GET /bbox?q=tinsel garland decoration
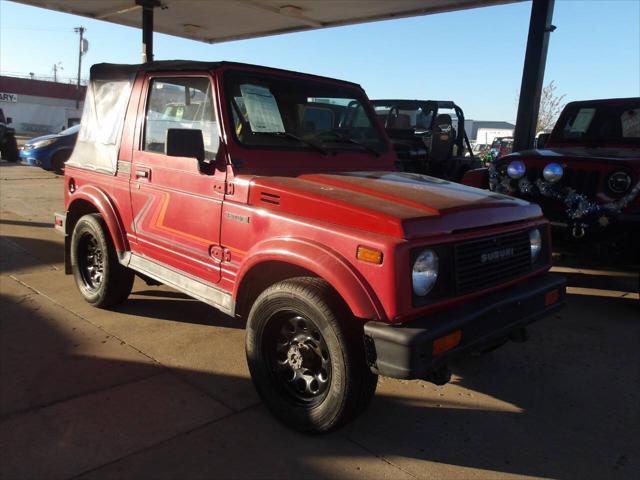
[488,161,640,235]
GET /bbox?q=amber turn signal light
[356,246,383,264]
[432,330,462,356]
[545,289,560,306]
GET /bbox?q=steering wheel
[384,106,400,129]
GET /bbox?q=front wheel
[246,277,377,433]
[1,136,19,162]
[70,213,134,308]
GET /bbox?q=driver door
[129,73,226,285]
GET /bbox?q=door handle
[135,170,149,179]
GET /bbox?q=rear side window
[144,77,219,159]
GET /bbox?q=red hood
[247,172,541,239]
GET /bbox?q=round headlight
[542,163,564,183]
[529,229,542,261]
[607,171,632,195]
[412,249,439,296]
[507,160,526,179]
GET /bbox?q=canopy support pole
[136,0,160,63]
[513,0,556,152]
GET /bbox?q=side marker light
[432,330,462,356]
[356,246,383,264]
[545,289,560,306]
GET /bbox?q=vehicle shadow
[112,289,247,330]
[1,285,638,480]
[0,235,63,274]
[342,292,638,479]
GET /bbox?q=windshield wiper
[253,131,329,155]
[320,131,381,157]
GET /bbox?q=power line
[0,70,89,85]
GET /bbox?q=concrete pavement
[1,163,638,479]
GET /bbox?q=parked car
[0,108,19,162]
[20,124,79,174]
[371,99,480,181]
[467,143,490,158]
[490,136,514,159]
[464,97,640,260]
[55,61,565,433]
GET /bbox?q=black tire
[246,277,377,433]
[51,150,70,174]
[2,136,19,162]
[70,213,134,308]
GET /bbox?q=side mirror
[166,128,205,161]
[536,133,550,149]
[6,117,12,124]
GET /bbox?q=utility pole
[52,62,63,82]
[74,26,86,109]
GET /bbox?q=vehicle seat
[388,113,411,129]
[429,114,455,165]
[301,120,316,135]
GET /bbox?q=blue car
[20,124,79,173]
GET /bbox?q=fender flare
[67,185,128,252]
[234,237,385,321]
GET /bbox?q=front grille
[527,167,600,198]
[454,229,532,295]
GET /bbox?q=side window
[144,77,219,159]
[351,104,371,128]
[563,107,596,138]
[621,108,640,138]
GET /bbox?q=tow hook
[509,327,529,343]
[423,366,451,386]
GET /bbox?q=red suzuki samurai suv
[55,61,565,433]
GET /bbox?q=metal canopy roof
[13,0,523,44]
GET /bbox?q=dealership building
[0,76,85,135]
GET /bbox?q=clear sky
[1,0,638,122]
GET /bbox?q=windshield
[373,104,433,130]
[224,71,386,154]
[555,101,640,144]
[60,124,80,136]
[491,138,513,149]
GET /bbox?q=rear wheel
[70,214,134,308]
[246,277,377,433]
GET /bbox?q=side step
[124,253,235,317]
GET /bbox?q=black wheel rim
[264,311,332,405]
[77,232,104,291]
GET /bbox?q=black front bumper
[364,272,566,379]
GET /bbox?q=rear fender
[234,237,385,321]
[67,185,128,253]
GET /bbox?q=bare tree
[536,81,566,133]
